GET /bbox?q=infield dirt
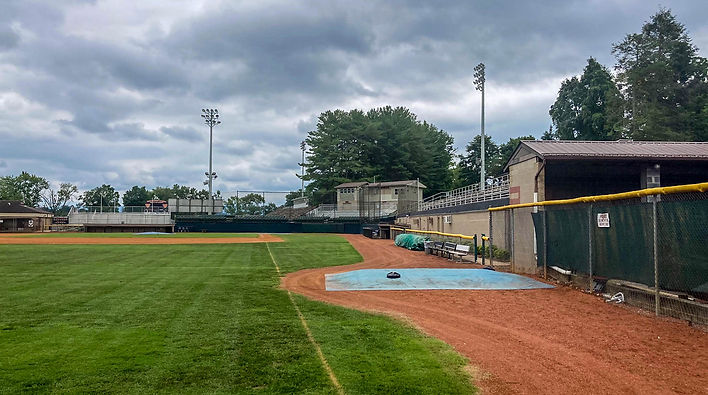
[283,235,708,395]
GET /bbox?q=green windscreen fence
[175,219,365,234]
[657,199,708,294]
[547,207,590,275]
[532,195,708,297]
[591,203,654,287]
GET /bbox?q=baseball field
[0,233,474,393]
[2,233,706,394]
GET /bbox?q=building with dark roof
[397,140,708,274]
[506,140,708,202]
[503,140,708,272]
[0,200,53,232]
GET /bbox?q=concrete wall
[506,157,543,273]
[337,188,359,212]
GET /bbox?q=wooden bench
[448,244,471,262]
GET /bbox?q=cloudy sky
[1,0,707,198]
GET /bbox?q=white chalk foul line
[265,243,344,395]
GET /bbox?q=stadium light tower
[300,141,306,197]
[474,63,486,191]
[201,108,221,214]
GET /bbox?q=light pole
[201,108,221,214]
[300,141,306,197]
[474,63,486,191]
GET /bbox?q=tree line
[0,173,222,214]
[547,9,708,141]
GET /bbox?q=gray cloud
[160,126,203,142]
[1,0,707,195]
[0,27,20,51]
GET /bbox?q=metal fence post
[653,195,659,316]
[488,210,494,268]
[588,203,593,292]
[473,234,478,263]
[510,208,514,270]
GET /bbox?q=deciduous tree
[0,172,49,207]
[224,193,273,215]
[456,135,500,188]
[123,186,151,207]
[303,106,454,204]
[41,183,78,214]
[81,184,119,212]
[549,58,623,140]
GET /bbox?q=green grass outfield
[10,232,259,238]
[0,234,476,393]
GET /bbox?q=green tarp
[395,233,426,251]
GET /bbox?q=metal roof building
[0,200,53,232]
[505,140,708,202]
[506,140,708,169]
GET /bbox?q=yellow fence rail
[390,227,477,241]
[489,182,708,212]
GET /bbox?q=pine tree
[549,58,623,140]
[612,9,708,141]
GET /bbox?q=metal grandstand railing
[303,203,396,219]
[68,212,174,225]
[419,174,510,212]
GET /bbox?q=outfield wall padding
[175,220,365,234]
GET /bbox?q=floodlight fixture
[201,108,221,214]
[473,63,486,190]
[300,141,306,197]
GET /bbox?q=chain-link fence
[528,191,707,324]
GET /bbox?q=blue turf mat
[325,268,554,291]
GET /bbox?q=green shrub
[476,245,510,261]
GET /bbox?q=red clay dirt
[282,235,708,395]
[0,233,283,245]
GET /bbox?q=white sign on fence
[597,213,610,228]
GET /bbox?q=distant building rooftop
[0,200,51,215]
[506,140,708,170]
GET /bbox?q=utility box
[641,165,661,202]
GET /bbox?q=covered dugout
[0,200,52,232]
[502,140,708,273]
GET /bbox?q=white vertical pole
[480,80,485,191]
[208,123,213,215]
